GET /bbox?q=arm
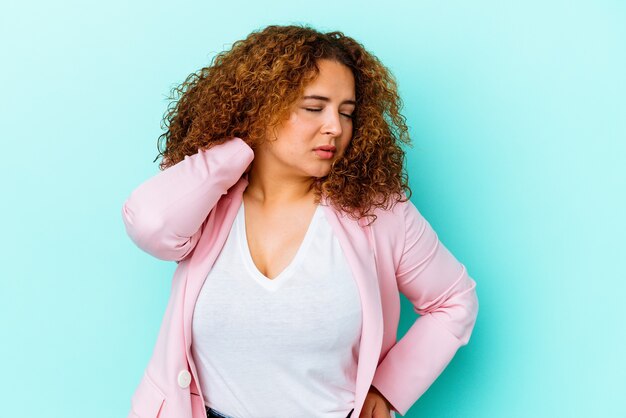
[370,199,479,416]
[121,137,254,261]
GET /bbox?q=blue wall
[1,1,624,417]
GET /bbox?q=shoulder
[369,192,423,232]
[367,193,436,272]
[367,192,426,250]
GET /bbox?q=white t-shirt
[191,200,362,418]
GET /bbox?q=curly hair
[155,24,412,224]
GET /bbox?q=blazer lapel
[182,176,249,402]
[321,199,384,417]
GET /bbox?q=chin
[309,168,332,178]
[299,162,333,179]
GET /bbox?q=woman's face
[259,59,356,179]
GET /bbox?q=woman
[122,24,479,418]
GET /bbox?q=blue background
[1,1,624,417]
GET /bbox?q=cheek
[288,112,300,124]
[341,136,352,152]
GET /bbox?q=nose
[321,109,343,137]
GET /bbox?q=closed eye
[304,108,353,119]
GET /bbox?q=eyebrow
[302,95,356,106]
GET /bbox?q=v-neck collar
[237,200,321,291]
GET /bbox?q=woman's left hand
[359,385,393,418]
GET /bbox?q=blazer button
[177,370,191,388]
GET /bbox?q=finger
[372,400,392,418]
[358,400,375,418]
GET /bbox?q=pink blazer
[122,137,479,418]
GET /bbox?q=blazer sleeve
[370,198,479,416]
[121,137,254,262]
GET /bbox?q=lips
[313,145,336,160]
[314,145,337,152]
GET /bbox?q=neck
[244,164,316,207]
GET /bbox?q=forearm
[121,137,254,260]
[370,308,474,415]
